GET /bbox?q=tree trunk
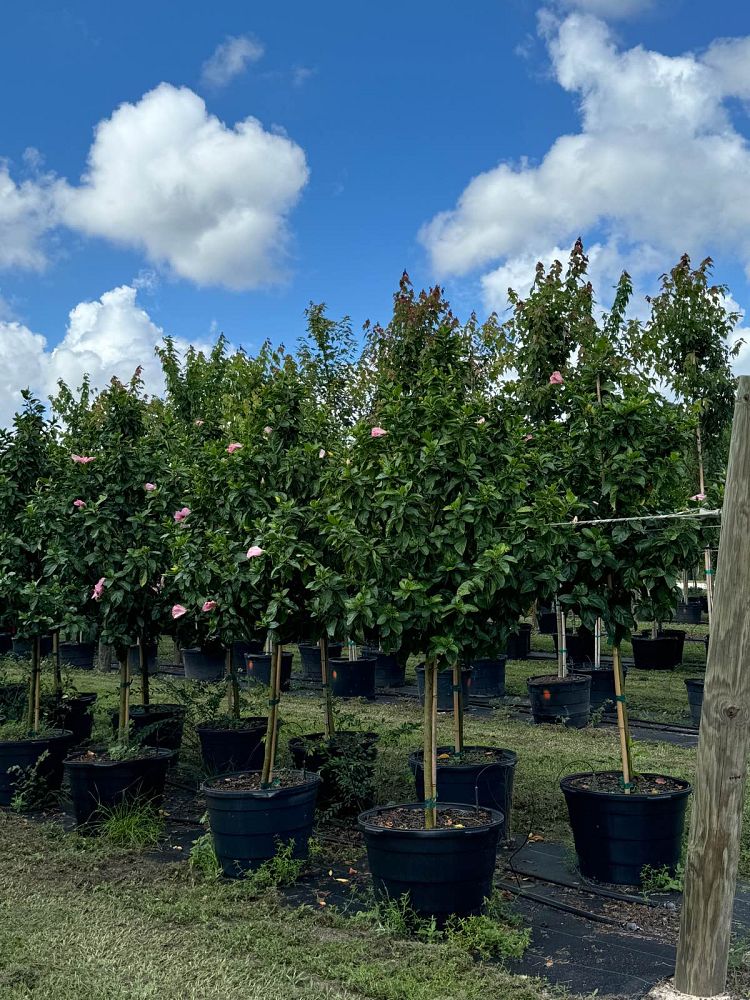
[118,654,131,742]
[52,631,62,700]
[423,657,437,830]
[226,646,240,720]
[97,640,113,673]
[320,636,335,740]
[139,636,149,707]
[260,641,282,787]
[452,660,464,754]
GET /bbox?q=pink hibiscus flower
[202,600,217,612]
[173,507,191,522]
[246,545,264,559]
[144,483,156,491]
[71,455,95,464]
[92,577,106,601]
[73,499,86,509]
[370,426,387,438]
[171,604,187,620]
[226,442,243,454]
[549,371,564,385]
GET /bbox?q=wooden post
[556,601,567,678]
[422,658,437,830]
[594,617,601,670]
[118,653,130,742]
[675,376,750,997]
[452,660,464,754]
[260,641,282,788]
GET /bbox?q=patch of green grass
[98,800,164,850]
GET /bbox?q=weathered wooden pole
[674,376,750,997]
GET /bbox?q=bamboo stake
[675,377,750,996]
[452,660,464,755]
[556,601,567,678]
[594,617,601,670]
[226,646,240,720]
[260,641,282,787]
[140,636,150,707]
[611,645,632,793]
[52,631,62,700]
[320,636,335,740]
[704,547,714,632]
[423,658,436,830]
[118,653,130,742]
[29,637,42,732]
[430,660,438,824]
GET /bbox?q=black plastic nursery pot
[289,730,379,814]
[674,601,702,625]
[685,678,704,728]
[362,648,406,688]
[571,667,628,714]
[246,651,294,691]
[467,656,507,698]
[51,693,97,745]
[328,657,376,699]
[12,636,53,658]
[358,802,504,922]
[560,771,692,885]
[65,749,174,826]
[0,730,75,805]
[297,642,344,682]
[416,665,472,712]
[527,674,590,728]
[203,770,321,877]
[231,640,264,674]
[0,633,12,655]
[182,645,225,681]
[409,746,517,843]
[110,703,186,753]
[58,641,96,671]
[536,608,558,634]
[505,623,532,661]
[553,630,595,667]
[126,643,159,675]
[196,717,268,774]
[631,630,685,671]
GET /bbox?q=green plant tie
[451,684,461,692]
[267,697,281,706]
[705,569,714,575]
[423,797,437,809]
[120,680,132,689]
[619,778,634,791]
[615,694,627,703]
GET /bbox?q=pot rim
[0,728,73,749]
[195,716,268,733]
[560,770,692,801]
[526,674,590,687]
[408,745,518,770]
[415,663,473,674]
[64,747,175,768]
[358,800,504,836]
[202,768,321,798]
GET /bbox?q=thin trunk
[556,601,567,679]
[452,660,464,754]
[27,637,41,732]
[52,630,62,700]
[226,646,240,720]
[612,645,632,794]
[260,641,282,787]
[594,617,601,670]
[140,636,150,707]
[320,636,335,740]
[118,654,131,742]
[97,640,113,674]
[682,569,690,605]
[696,423,706,496]
[423,657,437,830]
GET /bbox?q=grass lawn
[0,629,747,1000]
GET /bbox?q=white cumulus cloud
[0,285,209,429]
[420,13,750,291]
[0,162,60,271]
[201,34,265,89]
[58,84,309,289]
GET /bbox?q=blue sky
[1,0,750,423]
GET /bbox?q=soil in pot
[571,667,628,714]
[297,642,344,682]
[50,693,97,745]
[409,745,517,842]
[467,656,507,698]
[58,641,96,671]
[246,651,294,690]
[109,703,186,753]
[0,729,75,806]
[505,624,532,661]
[560,771,692,886]
[12,636,53,658]
[126,643,159,675]
[65,748,174,826]
[416,665,472,712]
[329,657,376,699]
[553,629,595,667]
[288,730,379,816]
[203,768,321,877]
[685,678,704,728]
[359,802,503,922]
[527,674,590,728]
[182,645,225,681]
[197,716,268,774]
[631,630,685,670]
[362,648,406,688]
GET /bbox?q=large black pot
[362,648,406,688]
[59,642,96,671]
[51,693,97,744]
[246,651,294,691]
[0,633,13,655]
[289,730,379,815]
[416,665,472,712]
[527,674,590,728]
[231,640,264,674]
[537,608,557,634]
[329,657,376,699]
[631,630,685,670]
[127,643,159,675]
[685,678,704,728]
[674,602,702,625]
[561,771,692,885]
[183,645,225,681]
[110,703,186,753]
[409,746,517,843]
[0,730,75,805]
[197,717,267,774]
[467,656,507,698]
[65,749,174,825]
[553,630,595,667]
[0,683,27,721]
[203,770,321,877]
[11,636,53,659]
[505,624,532,661]
[572,667,628,714]
[359,802,504,921]
[297,642,344,682]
